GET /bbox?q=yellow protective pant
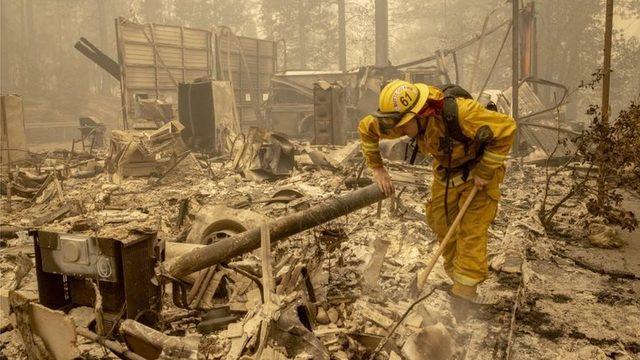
[426,168,504,286]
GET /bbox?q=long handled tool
[411,186,479,298]
[372,187,479,358]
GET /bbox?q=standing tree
[260,0,338,70]
[539,73,639,232]
[536,0,640,122]
[171,0,257,36]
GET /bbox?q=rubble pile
[0,138,638,360]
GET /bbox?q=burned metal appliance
[233,127,295,181]
[313,81,347,145]
[267,71,358,140]
[31,230,163,331]
[178,79,240,155]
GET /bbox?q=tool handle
[416,186,479,290]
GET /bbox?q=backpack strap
[438,84,489,226]
[439,84,473,99]
[407,118,426,165]
[442,95,472,154]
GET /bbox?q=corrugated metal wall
[115,18,213,125]
[215,33,276,129]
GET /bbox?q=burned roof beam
[74,37,121,80]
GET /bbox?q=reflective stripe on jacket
[358,87,516,181]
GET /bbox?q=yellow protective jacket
[358,88,517,181]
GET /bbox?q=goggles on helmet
[373,87,423,133]
[374,109,418,134]
[373,111,401,132]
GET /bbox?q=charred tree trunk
[374,0,388,67]
[598,0,614,205]
[511,0,519,156]
[23,0,35,93]
[0,0,9,93]
[298,0,306,69]
[165,184,387,279]
[338,0,346,71]
[97,0,111,95]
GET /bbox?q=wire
[397,19,511,69]
[223,27,263,125]
[622,17,639,32]
[368,287,437,360]
[476,20,513,100]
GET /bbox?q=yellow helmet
[374,80,430,129]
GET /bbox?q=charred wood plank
[74,37,121,80]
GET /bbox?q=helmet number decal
[391,85,415,111]
[399,91,413,107]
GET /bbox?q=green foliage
[540,72,639,232]
[256,0,510,73]
[259,0,338,69]
[389,0,509,87]
[536,0,640,121]
[611,33,640,109]
[171,0,257,36]
[139,0,169,23]
[578,101,640,231]
[1,0,638,120]
[137,0,257,36]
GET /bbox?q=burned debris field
[1,1,639,359]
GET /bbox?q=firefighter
[358,80,516,304]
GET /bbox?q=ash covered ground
[1,142,638,360]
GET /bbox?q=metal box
[313,82,347,146]
[32,230,163,331]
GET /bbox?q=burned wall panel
[215,32,276,130]
[115,18,213,127]
[0,95,28,170]
[178,80,239,154]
